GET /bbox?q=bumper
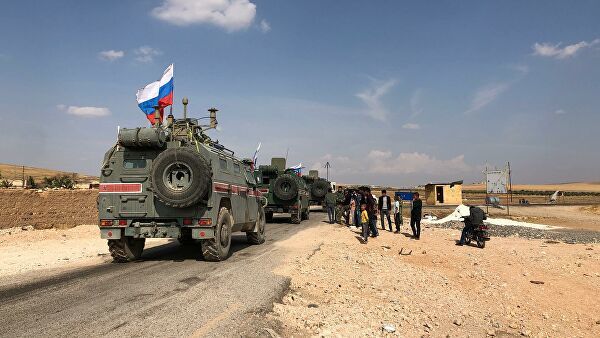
[100,227,215,239]
[265,206,290,213]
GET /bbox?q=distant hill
[0,163,98,183]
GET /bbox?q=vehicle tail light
[183,218,193,225]
[118,219,127,226]
[198,218,212,226]
[100,220,113,226]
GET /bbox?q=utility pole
[22,166,25,189]
[324,161,331,181]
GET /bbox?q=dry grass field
[464,182,600,192]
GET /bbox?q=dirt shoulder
[267,222,600,337]
[0,224,168,281]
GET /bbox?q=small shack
[424,180,463,205]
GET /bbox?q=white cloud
[402,123,420,130]
[367,150,471,175]
[532,39,600,59]
[98,50,124,61]
[58,105,111,117]
[464,83,509,114]
[151,0,257,32]
[259,19,271,33]
[554,109,567,115]
[356,79,397,121]
[134,46,162,63]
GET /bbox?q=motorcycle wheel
[476,236,486,248]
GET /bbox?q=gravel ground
[425,220,600,244]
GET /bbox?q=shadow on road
[139,235,252,262]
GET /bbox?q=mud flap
[192,228,215,239]
[100,228,122,239]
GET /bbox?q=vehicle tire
[272,174,298,201]
[311,179,329,199]
[464,232,472,245]
[247,208,266,245]
[151,148,211,208]
[108,237,145,262]
[291,206,301,224]
[201,207,232,261]
[476,236,486,249]
[265,211,273,223]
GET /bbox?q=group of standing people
[325,187,423,244]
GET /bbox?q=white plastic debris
[382,324,396,333]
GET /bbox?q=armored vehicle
[302,170,330,206]
[254,158,310,224]
[97,98,266,262]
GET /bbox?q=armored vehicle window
[219,158,228,171]
[233,163,241,174]
[124,159,146,169]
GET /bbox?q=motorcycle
[462,222,490,248]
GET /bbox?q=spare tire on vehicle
[151,148,211,208]
[311,179,329,198]
[258,165,278,175]
[272,174,299,201]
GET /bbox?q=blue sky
[1,0,599,186]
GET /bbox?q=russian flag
[136,64,174,124]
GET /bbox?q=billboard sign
[395,191,414,201]
[486,170,508,194]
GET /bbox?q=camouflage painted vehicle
[254,158,310,224]
[97,98,266,262]
[302,170,330,206]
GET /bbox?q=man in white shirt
[392,196,402,233]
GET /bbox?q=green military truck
[97,98,266,262]
[254,158,310,224]
[302,170,330,207]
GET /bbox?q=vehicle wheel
[272,174,298,201]
[476,236,486,249]
[151,148,211,208]
[108,237,145,262]
[265,211,273,223]
[311,179,329,199]
[291,207,301,224]
[201,207,232,261]
[465,235,472,245]
[247,208,266,245]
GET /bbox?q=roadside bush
[42,175,75,189]
[26,176,37,189]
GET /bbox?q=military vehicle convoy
[254,158,310,224]
[302,170,330,206]
[97,98,266,262]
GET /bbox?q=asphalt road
[0,214,325,337]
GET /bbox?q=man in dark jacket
[410,192,422,239]
[324,188,336,224]
[363,188,379,237]
[378,190,393,231]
